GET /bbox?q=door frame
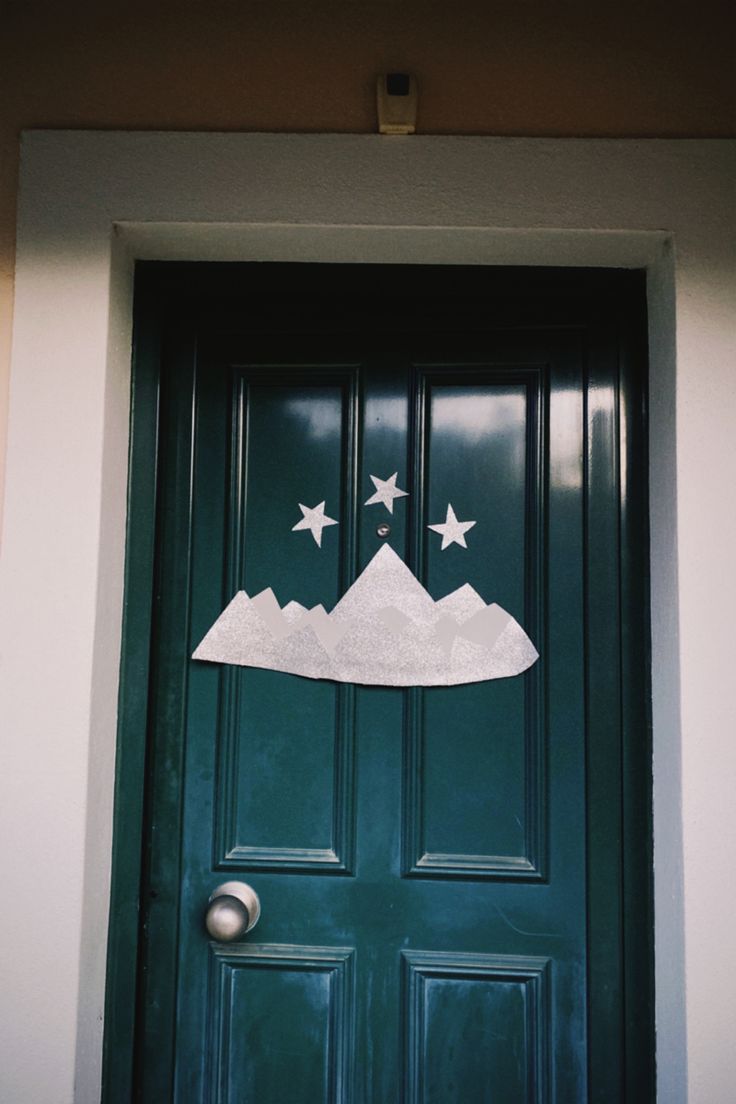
[109,261,653,1100]
[5,133,733,1101]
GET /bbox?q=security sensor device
[377,73,418,134]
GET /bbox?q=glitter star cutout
[428,503,477,550]
[364,472,409,514]
[291,501,339,547]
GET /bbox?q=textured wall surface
[0,0,734,507]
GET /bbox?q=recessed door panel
[209,945,355,1103]
[402,951,549,1104]
[214,372,358,872]
[405,370,543,879]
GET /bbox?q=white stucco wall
[0,134,733,1102]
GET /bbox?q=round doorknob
[205,881,261,942]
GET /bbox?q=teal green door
[121,266,653,1102]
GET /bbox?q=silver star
[364,472,409,514]
[291,501,339,547]
[428,503,477,550]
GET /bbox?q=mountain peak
[436,583,486,623]
[361,543,414,575]
[332,544,434,621]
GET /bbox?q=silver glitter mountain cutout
[192,545,538,687]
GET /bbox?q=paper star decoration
[364,472,409,514]
[292,501,339,547]
[428,503,477,550]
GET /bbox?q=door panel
[215,371,359,873]
[402,951,549,1104]
[408,365,544,880]
[119,265,654,1103]
[210,945,355,1103]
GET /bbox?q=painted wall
[1,134,734,1103]
[0,0,734,510]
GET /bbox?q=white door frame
[0,133,734,1102]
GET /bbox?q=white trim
[0,133,734,1102]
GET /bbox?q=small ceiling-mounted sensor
[377,73,418,135]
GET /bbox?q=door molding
[3,132,734,1101]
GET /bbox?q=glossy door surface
[121,266,653,1103]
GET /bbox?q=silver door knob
[205,881,261,942]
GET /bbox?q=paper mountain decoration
[193,545,538,687]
